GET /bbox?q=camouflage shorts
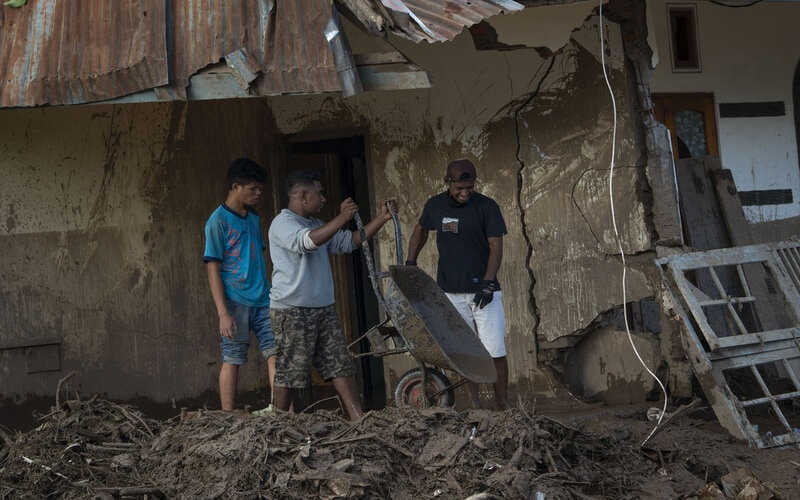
[270,305,356,388]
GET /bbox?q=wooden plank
[674,157,736,338]
[740,390,800,407]
[186,70,251,100]
[675,156,730,251]
[763,258,800,321]
[719,327,800,356]
[711,346,800,371]
[657,244,773,268]
[354,52,410,66]
[356,66,432,91]
[712,169,754,246]
[668,263,723,350]
[0,336,62,350]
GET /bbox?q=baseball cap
[445,158,477,182]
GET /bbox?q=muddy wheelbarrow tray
[350,211,497,406]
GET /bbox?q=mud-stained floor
[2,390,799,499]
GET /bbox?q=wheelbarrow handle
[386,201,403,266]
[354,212,387,311]
[355,203,403,309]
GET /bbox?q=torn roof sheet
[0,0,339,108]
[340,0,525,43]
[0,0,524,108]
[170,0,341,97]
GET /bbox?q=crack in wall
[513,54,557,349]
[571,167,604,246]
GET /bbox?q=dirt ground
[2,385,799,500]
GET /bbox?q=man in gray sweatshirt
[268,170,398,422]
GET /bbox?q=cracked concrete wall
[277,5,664,399]
[519,10,658,343]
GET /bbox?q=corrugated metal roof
[169,0,340,96]
[0,0,339,108]
[0,0,523,108]
[340,0,524,43]
[0,1,168,107]
[258,0,340,95]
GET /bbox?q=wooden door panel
[653,93,719,160]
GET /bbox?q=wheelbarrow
[350,206,496,408]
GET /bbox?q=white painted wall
[648,0,800,222]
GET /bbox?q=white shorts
[445,291,507,358]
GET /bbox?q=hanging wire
[598,0,669,447]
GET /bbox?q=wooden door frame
[652,92,719,160]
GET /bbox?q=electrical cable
[598,0,668,447]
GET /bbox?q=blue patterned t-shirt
[203,204,270,307]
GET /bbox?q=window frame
[667,3,702,73]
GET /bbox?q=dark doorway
[280,135,386,411]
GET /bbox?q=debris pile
[1,394,796,498]
[1,395,658,499]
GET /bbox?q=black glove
[473,280,496,309]
[405,260,417,266]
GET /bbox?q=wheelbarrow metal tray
[384,265,497,384]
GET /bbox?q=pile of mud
[1,394,796,498]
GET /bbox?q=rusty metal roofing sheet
[257,0,340,95]
[0,1,168,107]
[0,0,338,107]
[0,0,522,108]
[169,0,339,96]
[340,0,524,43]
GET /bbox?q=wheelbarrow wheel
[394,368,455,408]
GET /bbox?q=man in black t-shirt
[406,158,509,410]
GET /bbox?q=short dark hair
[285,170,321,196]
[227,158,267,189]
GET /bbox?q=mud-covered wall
[0,3,675,416]
[0,99,280,419]
[267,4,667,403]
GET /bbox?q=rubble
[1,394,798,499]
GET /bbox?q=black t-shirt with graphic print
[418,191,507,293]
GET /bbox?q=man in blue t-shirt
[406,158,510,410]
[203,158,274,411]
